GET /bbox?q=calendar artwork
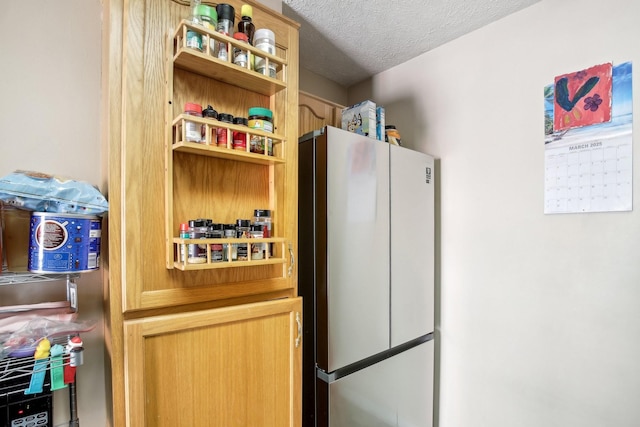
[544,62,633,214]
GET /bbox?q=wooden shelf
[172,237,287,271]
[172,20,287,96]
[171,113,286,165]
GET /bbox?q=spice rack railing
[172,20,288,96]
[172,237,286,271]
[165,19,291,272]
[171,113,286,165]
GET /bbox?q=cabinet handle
[295,312,302,348]
[288,243,295,277]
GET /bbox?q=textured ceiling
[282,0,540,87]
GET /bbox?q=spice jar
[216,113,233,148]
[248,107,273,155]
[233,117,248,151]
[223,223,237,261]
[233,32,250,68]
[179,222,189,263]
[236,219,251,261]
[197,4,217,30]
[186,29,203,52]
[250,224,265,260]
[215,3,235,61]
[187,219,208,263]
[201,105,218,145]
[254,28,276,77]
[253,209,272,257]
[184,102,203,143]
[207,223,224,262]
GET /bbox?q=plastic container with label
[254,28,276,78]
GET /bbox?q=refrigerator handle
[288,242,295,277]
[295,312,302,348]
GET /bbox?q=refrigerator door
[327,340,434,427]
[322,127,391,372]
[389,145,435,346]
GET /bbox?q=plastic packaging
[0,170,109,215]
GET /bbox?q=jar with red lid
[184,102,203,143]
[233,32,250,68]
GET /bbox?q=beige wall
[0,1,106,425]
[350,0,640,426]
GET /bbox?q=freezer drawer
[324,339,434,427]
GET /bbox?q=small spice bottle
[250,224,265,260]
[233,117,248,151]
[179,222,189,263]
[184,102,203,143]
[201,105,218,145]
[236,219,251,261]
[223,223,237,261]
[253,209,272,257]
[233,32,250,68]
[215,3,235,61]
[216,113,234,148]
[188,219,208,263]
[186,29,203,52]
[207,223,224,262]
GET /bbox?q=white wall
[0,1,106,426]
[350,0,640,426]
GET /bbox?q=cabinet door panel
[124,298,302,427]
[109,0,300,311]
[298,91,345,136]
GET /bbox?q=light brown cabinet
[104,0,300,425]
[123,297,302,427]
[298,91,345,136]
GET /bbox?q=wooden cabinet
[104,0,300,425]
[123,297,302,427]
[298,91,345,136]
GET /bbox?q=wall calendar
[544,61,633,214]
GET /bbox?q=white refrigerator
[298,126,435,427]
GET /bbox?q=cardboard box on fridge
[341,100,377,139]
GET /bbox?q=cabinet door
[124,297,302,427]
[107,0,300,312]
[298,91,345,136]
